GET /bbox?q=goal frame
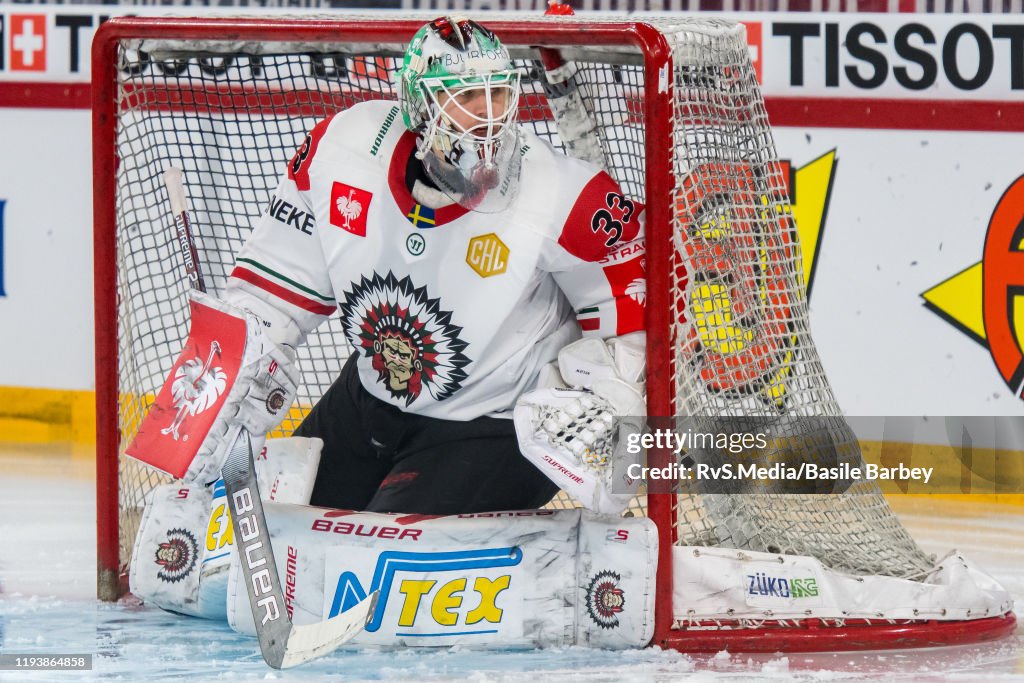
[92,16,1016,653]
[92,10,677,615]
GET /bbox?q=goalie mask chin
[419,114,522,214]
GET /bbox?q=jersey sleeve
[224,117,338,349]
[547,170,647,339]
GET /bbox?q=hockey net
[93,15,1014,650]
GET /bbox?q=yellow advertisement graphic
[922,175,1024,402]
[788,150,837,295]
[396,576,510,628]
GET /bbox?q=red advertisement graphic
[741,22,763,85]
[330,181,373,237]
[10,15,46,72]
[603,254,646,335]
[675,160,795,401]
[125,298,247,478]
[924,174,1024,403]
[982,175,1024,399]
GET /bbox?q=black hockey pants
[294,355,559,514]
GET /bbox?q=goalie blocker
[125,291,299,484]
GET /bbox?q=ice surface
[0,446,1021,682]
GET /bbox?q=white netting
[103,17,932,594]
[655,20,934,581]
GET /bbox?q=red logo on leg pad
[330,182,372,237]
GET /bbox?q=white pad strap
[557,332,646,389]
[254,436,323,505]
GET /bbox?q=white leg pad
[226,507,658,649]
[129,437,322,619]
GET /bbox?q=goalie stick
[537,3,607,172]
[161,167,378,668]
[165,167,207,293]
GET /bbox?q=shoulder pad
[286,102,402,191]
[557,171,644,263]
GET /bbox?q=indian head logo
[585,570,625,629]
[161,341,227,441]
[155,528,199,583]
[339,272,471,405]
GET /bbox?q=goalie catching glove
[125,291,299,485]
[513,334,646,515]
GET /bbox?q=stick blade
[273,591,379,669]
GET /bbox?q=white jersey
[226,100,646,420]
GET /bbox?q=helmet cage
[396,16,524,212]
[417,70,521,169]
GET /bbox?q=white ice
[0,445,1021,682]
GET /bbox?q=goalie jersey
[226,100,646,421]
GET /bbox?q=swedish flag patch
[406,204,436,228]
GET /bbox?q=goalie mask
[397,16,522,213]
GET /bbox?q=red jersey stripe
[231,266,337,316]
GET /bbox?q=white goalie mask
[397,17,523,213]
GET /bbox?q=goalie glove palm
[513,386,642,514]
[513,335,646,514]
[125,291,300,485]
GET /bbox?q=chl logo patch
[466,234,509,278]
[155,528,199,583]
[585,570,625,629]
[330,182,373,237]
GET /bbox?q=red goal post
[91,15,1015,653]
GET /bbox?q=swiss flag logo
[330,182,372,237]
[10,15,47,72]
